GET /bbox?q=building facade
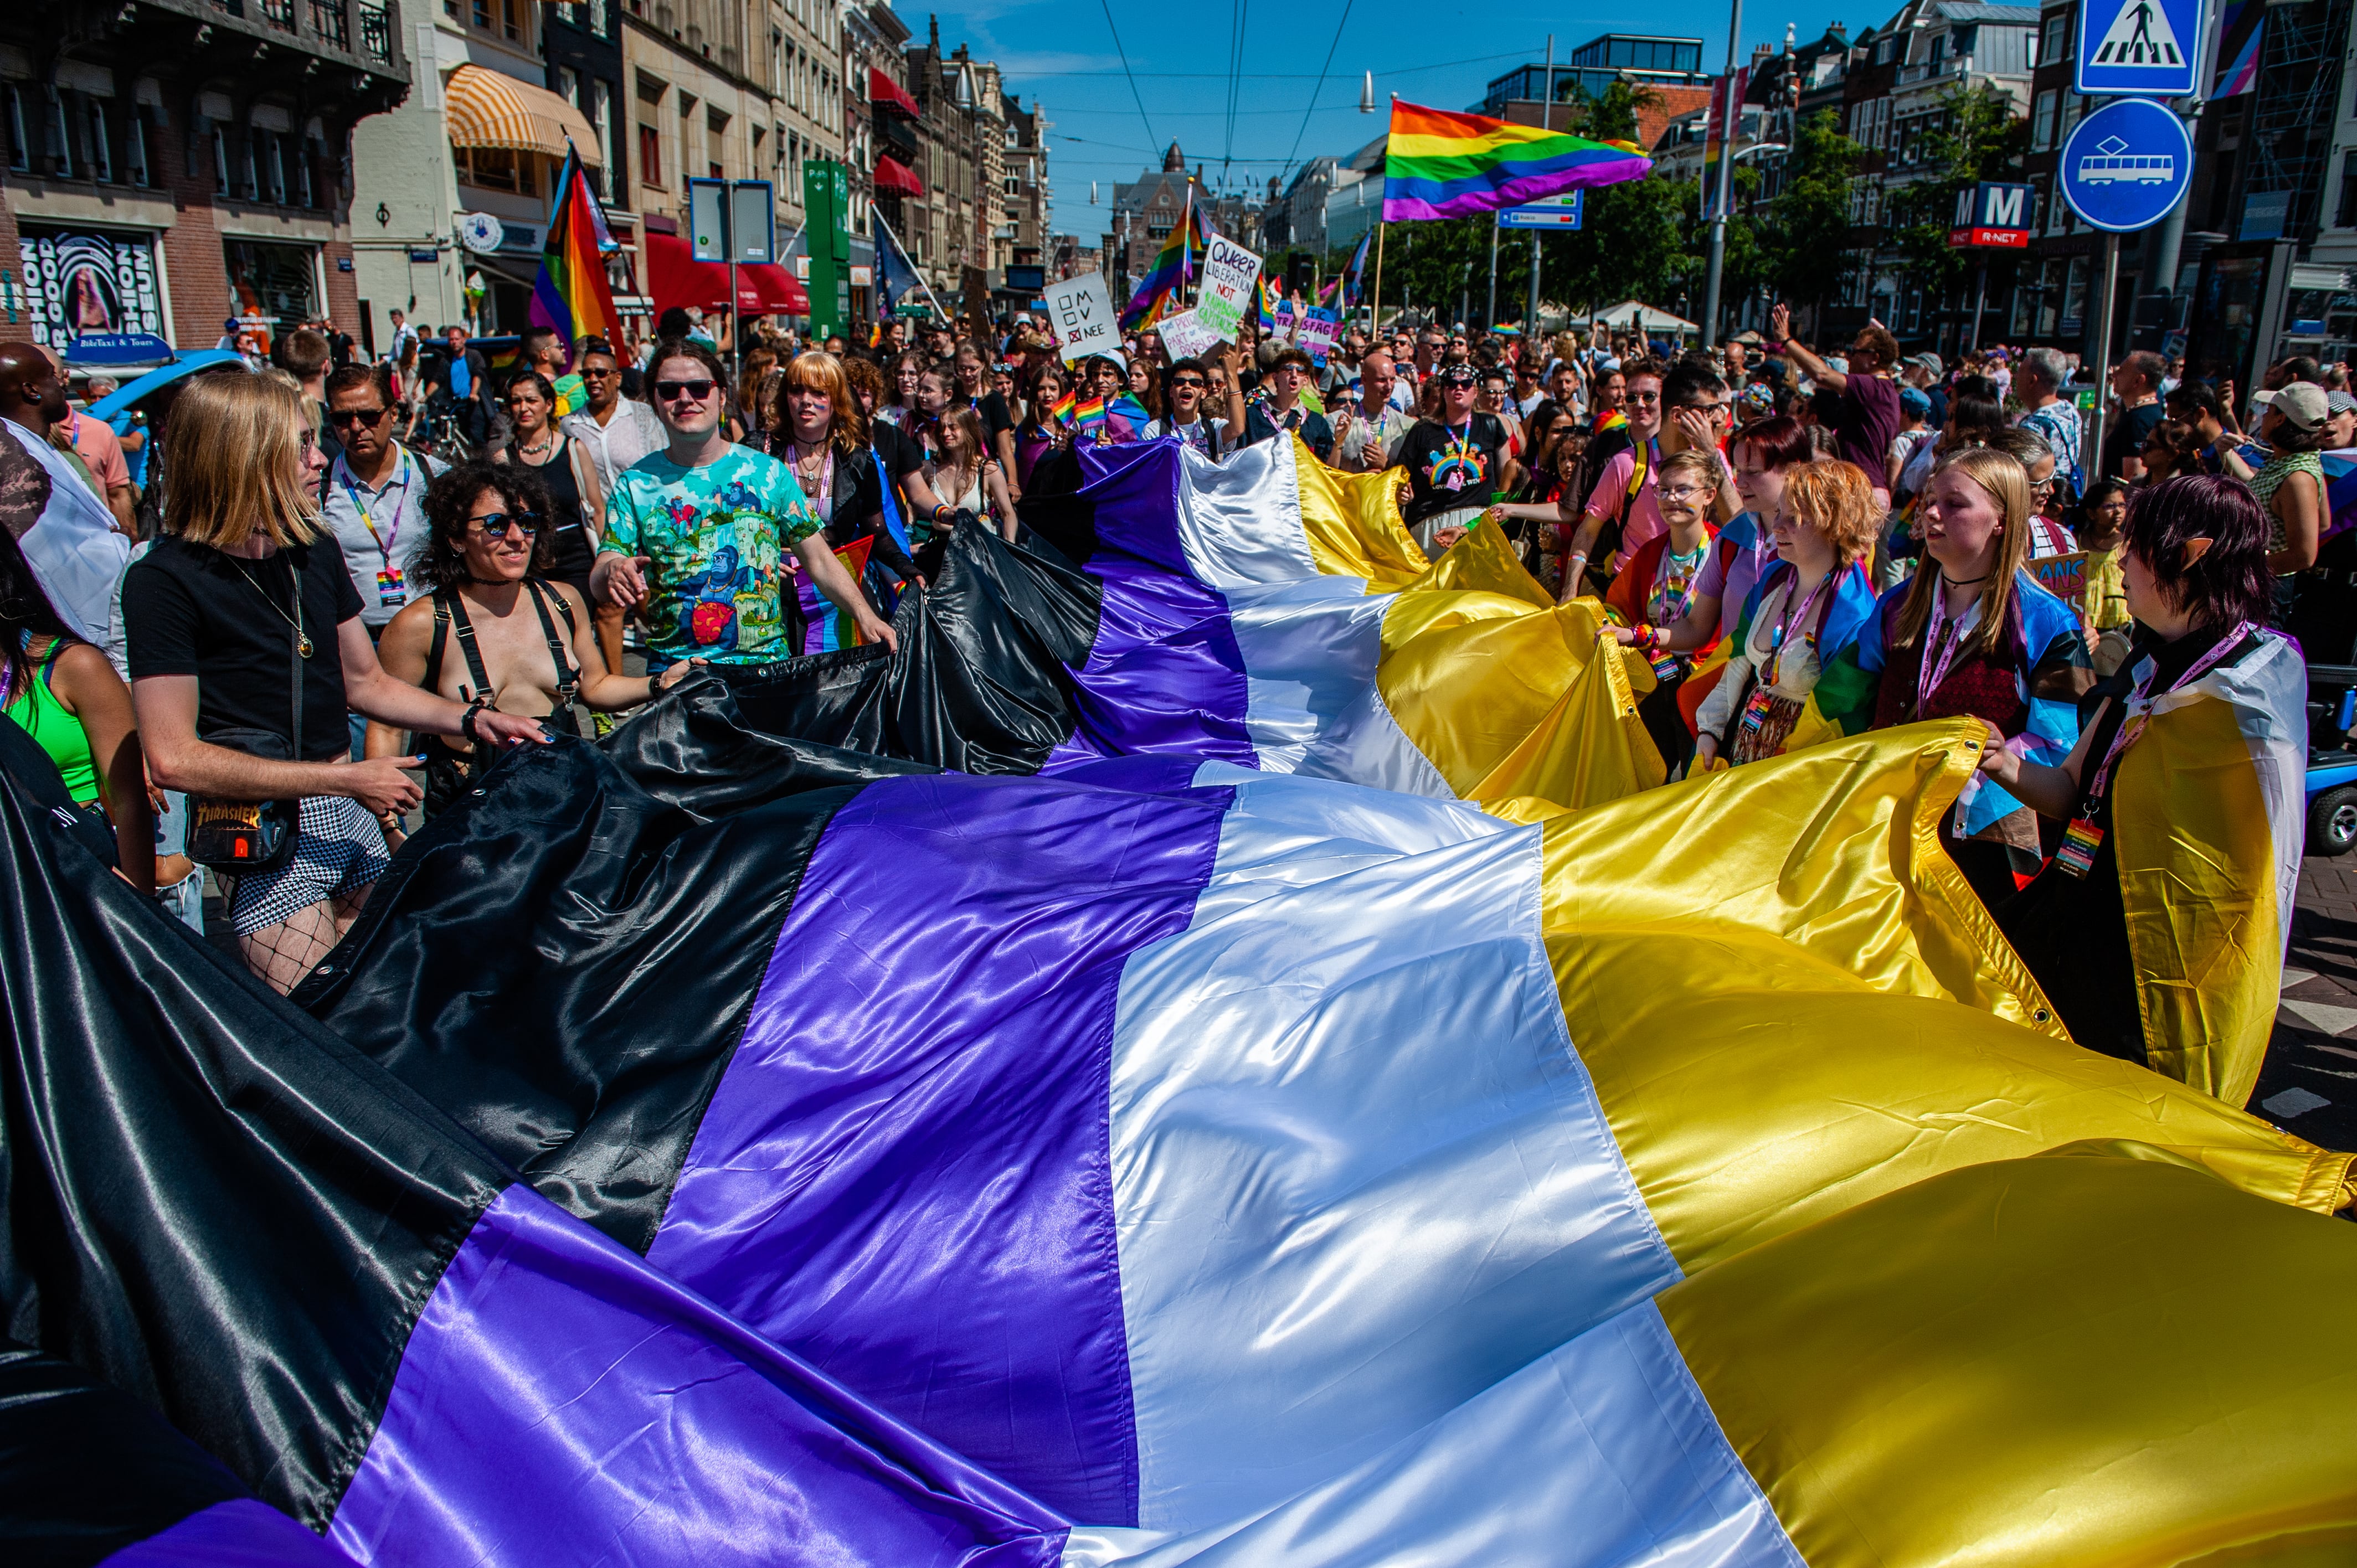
[3,0,410,360]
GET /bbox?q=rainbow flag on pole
[530,145,620,348]
[1382,99,1653,222]
[1122,186,1205,329]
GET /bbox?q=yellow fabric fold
[1659,1153,2357,1568]
[2116,689,2282,1105]
[1536,721,2354,1259]
[1286,437,1429,592]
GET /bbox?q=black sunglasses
[1438,373,1480,388]
[655,379,716,401]
[579,365,619,377]
[327,405,389,427]
[1171,376,1207,390]
[471,512,543,538]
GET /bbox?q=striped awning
[444,63,603,167]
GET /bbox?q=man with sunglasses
[1392,362,1516,552]
[559,337,665,492]
[1243,348,1335,462]
[318,364,445,754]
[593,340,894,671]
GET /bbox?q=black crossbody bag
[187,558,305,876]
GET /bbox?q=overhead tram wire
[1095,0,1160,160]
[1275,0,1356,193]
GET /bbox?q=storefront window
[224,238,318,343]
[21,225,169,362]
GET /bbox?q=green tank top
[4,642,100,804]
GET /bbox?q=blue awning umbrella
[84,350,250,422]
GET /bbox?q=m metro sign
[1948,180,2035,248]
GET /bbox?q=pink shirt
[67,410,128,493]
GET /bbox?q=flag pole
[1372,221,1386,333]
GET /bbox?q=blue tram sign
[2058,97,2194,232]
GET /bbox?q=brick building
[3,0,409,363]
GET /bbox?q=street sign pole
[1700,0,1743,349]
[2088,230,2122,466]
[1486,218,1500,330]
[1969,259,1988,352]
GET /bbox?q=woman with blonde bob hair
[1692,458,1884,770]
[1812,446,2093,901]
[123,372,548,993]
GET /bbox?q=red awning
[645,230,810,317]
[868,66,920,120]
[873,154,924,197]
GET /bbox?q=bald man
[0,344,111,519]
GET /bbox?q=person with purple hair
[1977,474,2304,1105]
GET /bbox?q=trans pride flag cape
[11,677,2355,1564]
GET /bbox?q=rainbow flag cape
[529,144,619,347]
[1382,100,1653,222]
[1122,187,1205,329]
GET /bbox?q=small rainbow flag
[1255,276,1279,333]
[530,144,619,350]
[1074,394,1107,430]
[1123,187,1207,329]
[1382,100,1652,223]
[1049,390,1078,425]
[1593,408,1629,435]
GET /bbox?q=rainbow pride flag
[1593,407,1629,435]
[1122,188,1206,329]
[1048,389,1078,425]
[1382,100,1653,222]
[530,145,619,349]
[1074,394,1107,430]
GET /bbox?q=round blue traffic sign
[2058,96,2193,233]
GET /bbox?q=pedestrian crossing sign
[2075,0,2203,96]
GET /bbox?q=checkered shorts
[224,795,392,936]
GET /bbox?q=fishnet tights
[239,883,375,995]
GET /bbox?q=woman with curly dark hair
[364,460,699,814]
[1978,473,2302,1103]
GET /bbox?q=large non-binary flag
[528,143,619,347]
[8,634,2357,1562]
[1382,99,1653,221]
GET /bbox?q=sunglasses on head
[327,405,389,427]
[471,512,543,539]
[655,379,716,401]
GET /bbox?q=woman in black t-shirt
[123,372,545,993]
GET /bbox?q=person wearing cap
[2230,381,2330,612]
[2101,351,2167,482]
[1901,352,1948,427]
[2324,388,2357,451]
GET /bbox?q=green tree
[1762,108,1864,324]
[1886,83,2031,300]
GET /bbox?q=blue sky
[912,0,1873,237]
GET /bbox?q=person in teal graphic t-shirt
[594,341,896,669]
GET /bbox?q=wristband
[460,698,489,744]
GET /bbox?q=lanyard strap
[338,451,413,565]
[1767,568,1833,685]
[2085,621,2255,804]
[1915,583,1978,716]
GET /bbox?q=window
[2032,89,2056,152]
[265,129,286,203]
[240,131,259,199]
[590,0,608,37]
[211,126,229,193]
[2062,255,2090,331]
[770,27,783,96]
[559,66,579,107]
[2042,11,2070,63]
[473,0,489,27]
[2340,149,2357,229]
[591,79,613,176]
[126,109,148,186]
[3,86,25,172]
[297,134,315,205]
[445,0,458,14]
[639,121,662,187]
[86,98,112,182]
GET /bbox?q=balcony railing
[310,0,348,48]
[259,0,296,31]
[358,1,392,59]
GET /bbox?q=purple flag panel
[332,1183,1069,1566]
[646,769,1232,1524]
[104,1501,361,1567]
[1040,442,1256,771]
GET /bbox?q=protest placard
[1156,309,1223,362]
[1197,235,1263,341]
[1272,298,1296,344]
[2030,551,2087,604]
[1043,272,1124,367]
[1298,307,1341,367]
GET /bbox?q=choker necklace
[1943,570,1992,586]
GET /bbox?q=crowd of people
[0,298,2328,1092]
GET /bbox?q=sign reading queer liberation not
[1044,272,1124,366]
[1197,235,1263,340]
